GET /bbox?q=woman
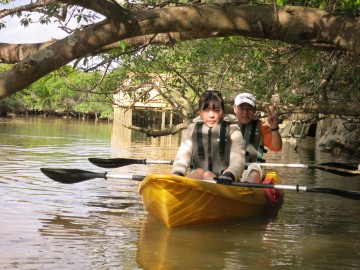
[171,90,246,183]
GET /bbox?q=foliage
[107,34,359,121]
[275,0,360,15]
[1,34,359,122]
[0,0,359,124]
[0,64,114,119]
[0,94,23,116]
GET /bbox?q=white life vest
[191,120,231,175]
[238,120,266,163]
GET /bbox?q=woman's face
[199,102,223,128]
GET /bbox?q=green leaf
[0,21,6,30]
[119,40,127,51]
[72,59,81,69]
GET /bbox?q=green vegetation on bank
[0,36,359,122]
[0,64,114,119]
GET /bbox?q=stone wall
[279,117,360,157]
[316,119,360,157]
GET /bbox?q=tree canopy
[0,0,359,126]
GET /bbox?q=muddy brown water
[1,117,359,269]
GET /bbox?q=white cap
[234,93,256,107]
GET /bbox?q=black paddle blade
[320,162,359,170]
[317,162,360,177]
[88,158,145,168]
[307,187,360,200]
[41,168,106,184]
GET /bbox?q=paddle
[40,168,144,184]
[88,158,174,168]
[88,157,360,177]
[40,168,360,200]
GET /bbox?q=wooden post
[161,110,166,129]
[114,107,132,126]
[169,111,173,127]
[294,123,307,151]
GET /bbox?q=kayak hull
[138,172,284,228]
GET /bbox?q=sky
[0,0,72,43]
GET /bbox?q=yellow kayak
[138,171,284,228]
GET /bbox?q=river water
[0,117,359,269]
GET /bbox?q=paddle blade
[307,187,360,200]
[41,168,106,184]
[88,158,145,168]
[320,162,359,170]
[316,162,360,177]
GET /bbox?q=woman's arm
[223,126,246,181]
[171,124,195,175]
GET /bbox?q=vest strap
[239,120,264,163]
[197,121,229,159]
[249,120,258,145]
[219,121,228,157]
[196,123,205,159]
[207,128,212,171]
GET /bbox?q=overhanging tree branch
[0,4,359,100]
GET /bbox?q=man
[233,92,282,183]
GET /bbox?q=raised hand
[266,103,278,129]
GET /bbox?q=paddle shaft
[67,172,313,191]
[106,173,145,181]
[88,158,360,176]
[107,174,360,200]
[83,173,309,192]
[40,168,360,200]
[257,163,360,175]
[230,181,360,200]
[99,159,318,167]
[143,161,360,174]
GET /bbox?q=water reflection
[137,194,359,270]
[0,118,359,269]
[111,120,182,161]
[36,190,145,268]
[136,215,288,269]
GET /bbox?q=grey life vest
[239,120,265,163]
[191,121,231,175]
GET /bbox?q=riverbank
[3,115,360,158]
[280,118,360,158]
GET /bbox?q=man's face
[234,103,255,125]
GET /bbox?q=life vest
[191,120,231,175]
[238,120,266,163]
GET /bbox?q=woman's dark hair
[198,90,225,112]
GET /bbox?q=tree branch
[0,0,58,19]
[1,4,359,100]
[127,120,191,137]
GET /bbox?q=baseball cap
[234,93,256,107]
